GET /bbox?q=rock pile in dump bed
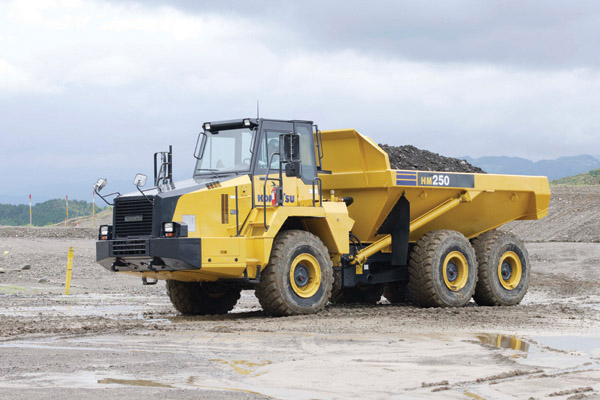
[380,144,485,173]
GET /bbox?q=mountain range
[462,154,600,180]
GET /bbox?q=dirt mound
[501,185,600,242]
[380,144,485,173]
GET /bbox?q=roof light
[243,119,251,127]
[203,122,211,131]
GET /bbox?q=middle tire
[255,230,333,316]
[409,230,478,307]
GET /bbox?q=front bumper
[96,237,202,272]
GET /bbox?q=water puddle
[98,377,173,388]
[209,359,272,375]
[97,375,268,397]
[532,335,600,358]
[0,304,148,319]
[476,333,600,370]
[476,334,530,357]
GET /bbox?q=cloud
[117,0,600,68]
[8,0,91,30]
[65,56,141,87]
[2,0,600,203]
[0,59,60,93]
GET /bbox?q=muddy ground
[0,187,599,399]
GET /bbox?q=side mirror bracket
[93,178,120,206]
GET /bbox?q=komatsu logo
[257,194,295,203]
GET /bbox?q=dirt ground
[0,187,599,399]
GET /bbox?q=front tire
[472,231,530,306]
[166,280,241,315]
[409,230,478,307]
[255,230,333,316]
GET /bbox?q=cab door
[292,122,319,206]
[252,120,297,206]
[251,120,319,208]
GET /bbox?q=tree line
[0,199,105,226]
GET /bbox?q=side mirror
[94,178,107,192]
[280,133,301,177]
[133,173,148,188]
[279,133,300,163]
[194,132,208,159]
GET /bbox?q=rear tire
[255,230,333,316]
[409,230,478,307]
[166,280,241,315]
[472,231,530,306]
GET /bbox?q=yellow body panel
[138,173,354,281]
[319,129,550,244]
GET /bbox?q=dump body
[318,129,550,244]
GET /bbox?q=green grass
[551,169,600,186]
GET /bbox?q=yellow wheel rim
[442,251,468,292]
[498,251,522,290]
[289,254,321,298]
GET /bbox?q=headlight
[164,222,174,237]
[99,225,110,240]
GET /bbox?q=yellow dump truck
[95,118,550,316]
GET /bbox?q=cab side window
[256,130,281,171]
[294,124,317,183]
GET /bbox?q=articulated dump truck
[95,118,550,316]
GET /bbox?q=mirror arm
[94,188,120,206]
[136,185,154,204]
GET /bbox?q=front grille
[111,240,148,256]
[114,197,154,237]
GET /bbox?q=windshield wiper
[196,168,221,181]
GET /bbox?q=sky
[1,0,600,204]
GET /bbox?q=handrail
[262,152,282,231]
[154,145,173,190]
[312,177,322,207]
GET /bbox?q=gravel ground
[0,239,598,399]
[0,186,599,399]
[502,185,600,243]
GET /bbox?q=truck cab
[96,118,353,316]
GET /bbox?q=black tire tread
[166,280,241,315]
[472,230,529,306]
[255,230,333,316]
[409,229,477,307]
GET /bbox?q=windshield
[194,127,256,176]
